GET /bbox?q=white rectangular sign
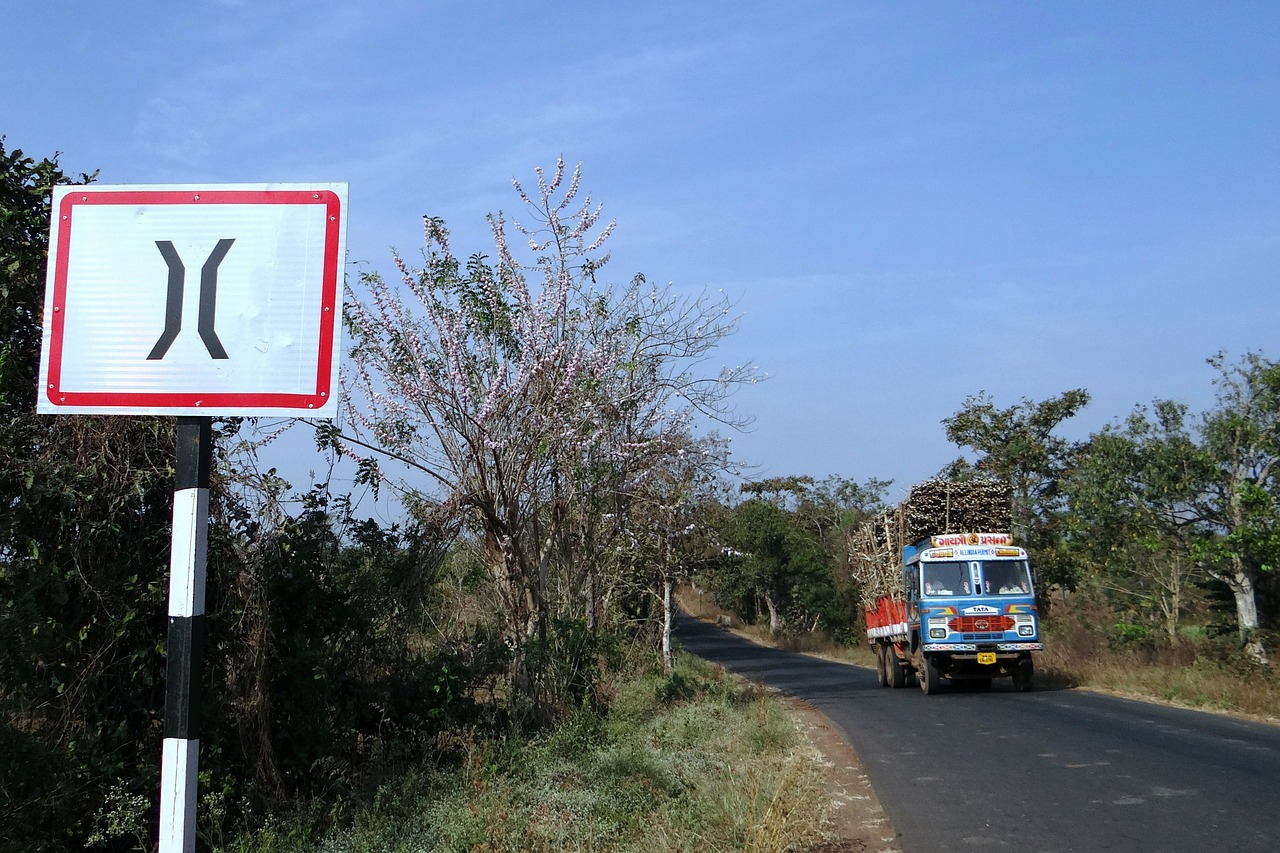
[37,183,348,417]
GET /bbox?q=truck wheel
[920,655,943,695]
[888,649,908,688]
[1012,657,1035,692]
[875,644,888,687]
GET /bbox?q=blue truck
[866,532,1043,694]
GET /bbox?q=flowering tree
[338,160,755,691]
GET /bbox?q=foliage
[1062,400,1212,642]
[1064,352,1279,658]
[942,389,1091,591]
[204,475,487,812]
[704,476,887,641]
[1194,351,1280,657]
[0,138,96,418]
[0,139,178,852]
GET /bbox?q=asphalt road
[674,611,1280,853]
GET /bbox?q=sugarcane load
[852,478,1042,694]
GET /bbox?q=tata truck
[865,532,1042,694]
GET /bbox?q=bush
[1108,622,1155,650]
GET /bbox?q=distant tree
[1196,352,1279,660]
[797,474,892,570]
[1063,402,1211,643]
[740,475,815,510]
[708,475,888,639]
[1063,352,1279,660]
[942,389,1091,589]
[719,497,805,633]
[630,433,731,668]
[794,475,890,639]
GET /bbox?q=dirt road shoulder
[787,697,902,853]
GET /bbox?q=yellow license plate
[977,652,997,665]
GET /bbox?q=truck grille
[949,615,1014,633]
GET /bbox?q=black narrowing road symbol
[147,239,235,360]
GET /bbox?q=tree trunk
[763,590,784,634]
[1226,557,1267,663]
[585,567,598,633]
[1161,592,1179,646]
[661,576,674,671]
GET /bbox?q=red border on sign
[44,189,342,412]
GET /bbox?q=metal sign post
[159,417,212,853]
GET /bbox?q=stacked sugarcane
[848,503,907,602]
[901,477,1011,542]
[850,478,1011,604]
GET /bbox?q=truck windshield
[922,560,969,596]
[980,560,1032,595]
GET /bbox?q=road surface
[674,611,1280,852]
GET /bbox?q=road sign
[37,183,348,417]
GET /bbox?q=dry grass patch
[1040,617,1280,721]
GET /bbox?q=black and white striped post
[159,417,212,853]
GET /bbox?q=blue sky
[7,1,1279,506]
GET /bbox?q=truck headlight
[929,627,946,639]
[1018,624,1035,637]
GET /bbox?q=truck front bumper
[921,642,1043,652]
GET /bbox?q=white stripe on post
[168,487,208,617]
[159,737,200,852]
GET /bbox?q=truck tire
[1012,657,1035,692]
[875,644,889,687]
[888,648,908,688]
[919,654,943,695]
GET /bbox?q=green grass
[217,653,831,853]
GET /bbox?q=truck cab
[909,533,1041,691]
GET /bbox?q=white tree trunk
[1227,559,1267,663]
[764,590,784,634]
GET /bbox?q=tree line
[705,366,1278,664]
